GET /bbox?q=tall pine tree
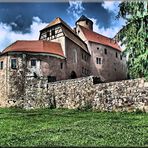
[116,1,148,79]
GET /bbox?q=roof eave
[88,40,122,52]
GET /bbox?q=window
[0,61,3,70]
[48,76,56,82]
[78,30,80,34]
[104,48,107,54]
[11,59,17,69]
[82,53,87,61]
[86,21,88,25]
[60,63,63,69]
[82,53,84,59]
[96,57,101,64]
[31,59,36,67]
[85,55,87,61]
[97,47,99,50]
[73,49,77,63]
[116,52,118,58]
[120,55,122,60]
[84,68,87,75]
[51,29,55,36]
[47,32,50,37]
[82,67,84,74]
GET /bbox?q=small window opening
[60,63,63,69]
[120,55,122,60]
[116,52,118,58]
[82,67,84,74]
[96,57,101,64]
[48,76,56,82]
[0,61,3,70]
[51,29,55,36]
[73,49,77,63]
[82,53,84,59]
[11,59,17,69]
[104,48,107,54]
[31,59,36,67]
[85,55,87,61]
[47,32,50,37]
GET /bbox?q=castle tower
[75,15,93,31]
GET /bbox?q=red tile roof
[79,25,122,51]
[41,17,74,33]
[2,40,64,57]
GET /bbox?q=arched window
[73,49,77,63]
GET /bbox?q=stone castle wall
[5,76,148,112]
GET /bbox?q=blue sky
[0,1,125,51]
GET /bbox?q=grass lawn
[0,108,148,147]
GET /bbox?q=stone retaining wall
[2,76,148,112]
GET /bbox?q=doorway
[70,71,77,79]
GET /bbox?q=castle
[0,15,127,107]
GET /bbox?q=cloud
[90,1,125,38]
[10,22,17,27]
[101,1,121,13]
[67,1,85,20]
[0,16,48,51]
[66,0,125,38]
[89,17,124,38]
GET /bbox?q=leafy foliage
[116,1,148,79]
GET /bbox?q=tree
[116,1,148,79]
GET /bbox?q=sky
[0,1,126,51]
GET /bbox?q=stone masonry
[3,76,148,112]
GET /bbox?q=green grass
[0,108,148,147]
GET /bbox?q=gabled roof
[41,17,74,33]
[2,40,64,57]
[79,25,122,51]
[40,17,90,54]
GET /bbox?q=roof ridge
[79,25,113,40]
[41,17,74,34]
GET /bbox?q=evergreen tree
[116,1,148,79]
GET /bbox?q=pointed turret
[76,15,93,31]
